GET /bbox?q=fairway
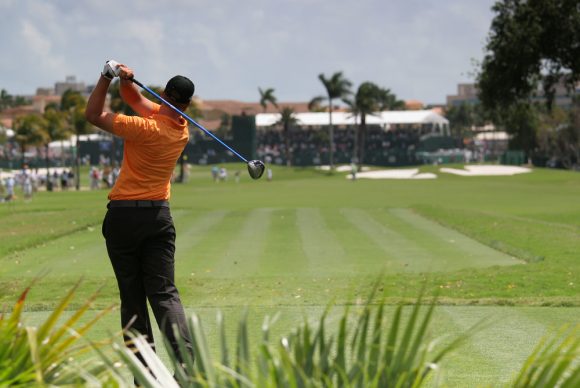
[1,164,579,386]
[1,206,519,280]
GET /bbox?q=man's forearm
[120,78,142,104]
[119,77,156,117]
[85,75,115,132]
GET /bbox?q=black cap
[164,75,195,104]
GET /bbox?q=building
[446,83,479,106]
[55,76,87,96]
[446,80,580,108]
[195,99,310,131]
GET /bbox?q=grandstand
[255,110,452,166]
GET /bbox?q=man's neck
[158,104,184,121]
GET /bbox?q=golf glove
[102,60,121,80]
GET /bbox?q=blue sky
[0,0,496,104]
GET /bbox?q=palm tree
[343,82,382,171]
[314,72,352,170]
[0,89,13,111]
[43,107,70,189]
[14,114,48,168]
[61,90,90,190]
[377,87,406,111]
[258,87,278,112]
[275,107,298,166]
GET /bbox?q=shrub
[0,281,119,386]
[116,289,479,387]
[510,324,580,387]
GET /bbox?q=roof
[199,99,311,117]
[256,110,449,127]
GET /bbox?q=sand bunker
[348,169,437,180]
[440,165,532,176]
[317,165,371,172]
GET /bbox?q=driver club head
[247,160,265,180]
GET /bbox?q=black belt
[107,200,169,208]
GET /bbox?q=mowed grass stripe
[340,208,435,272]
[321,208,393,274]
[179,210,250,275]
[296,208,349,275]
[260,209,306,275]
[175,210,229,260]
[386,208,521,270]
[195,208,273,277]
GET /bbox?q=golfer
[86,60,194,369]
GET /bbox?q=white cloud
[21,20,51,56]
[0,0,497,104]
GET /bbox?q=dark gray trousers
[102,205,193,367]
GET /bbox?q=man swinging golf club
[86,60,194,371]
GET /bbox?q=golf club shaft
[131,78,249,163]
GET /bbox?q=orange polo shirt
[108,104,189,200]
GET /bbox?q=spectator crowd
[256,127,421,166]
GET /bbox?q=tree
[536,98,580,168]
[258,87,278,112]
[0,89,29,111]
[376,87,406,111]
[307,97,326,112]
[274,107,298,166]
[177,98,203,183]
[445,103,488,137]
[13,114,48,168]
[478,0,580,112]
[477,0,580,158]
[499,102,539,156]
[0,122,7,145]
[0,89,13,111]
[61,90,90,190]
[43,107,70,188]
[313,72,352,170]
[343,82,388,170]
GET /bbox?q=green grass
[1,163,580,386]
[2,164,578,307]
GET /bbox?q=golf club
[131,78,265,180]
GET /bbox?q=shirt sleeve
[111,103,161,142]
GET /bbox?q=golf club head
[247,160,265,180]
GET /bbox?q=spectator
[90,166,100,190]
[211,165,219,182]
[61,170,69,190]
[219,167,228,182]
[23,172,33,201]
[5,175,15,201]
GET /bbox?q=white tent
[47,133,110,149]
[256,110,449,131]
[0,128,15,137]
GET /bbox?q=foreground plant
[116,288,478,387]
[0,281,119,386]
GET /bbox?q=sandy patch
[317,165,371,172]
[347,169,437,180]
[440,165,532,176]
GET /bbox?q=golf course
[1,164,579,386]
